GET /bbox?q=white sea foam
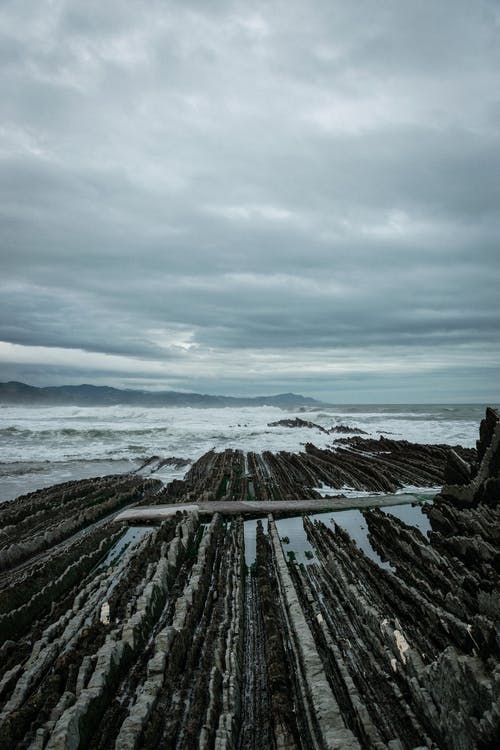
[0,403,486,501]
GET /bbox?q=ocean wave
[0,426,32,436]
[0,426,169,439]
[0,404,484,470]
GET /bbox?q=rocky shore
[0,410,498,749]
[158,435,473,503]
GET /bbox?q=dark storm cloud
[0,0,499,400]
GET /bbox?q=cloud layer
[1,0,499,401]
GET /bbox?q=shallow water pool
[243,501,431,568]
[98,525,153,569]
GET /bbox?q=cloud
[0,0,499,400]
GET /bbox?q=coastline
[0,408,498,748]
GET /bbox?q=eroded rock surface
[156,436,470,505]
[267,417,331,433]
[0,410,498,749]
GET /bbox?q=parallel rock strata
[0,475,161,572]
[0,411,497,749]
[267,417,331,433]
[158,437,472,504]
[267,418,367,435]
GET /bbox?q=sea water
[243,501,432,568]
[0,403,488,502]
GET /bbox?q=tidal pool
[243,501,431,568]
[381,502,431,537]
[98,525,153,569]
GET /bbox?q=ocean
[0,403,490,503]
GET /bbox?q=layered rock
[267,417,330,433]
[157,436,468,505]
[0,409,497,749]
[0,475,160,572]
[441,406,500,506]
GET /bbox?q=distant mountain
[0,381,324,408]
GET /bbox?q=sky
[0,0,499,403]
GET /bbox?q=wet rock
[329,424,367,434]
[135,456,191,474]
[268,516,361,749]
[157,435,460,506]
[444,448,472,485]
[1,408,498,749]
[441,407,500,506]
[268,417,330,433]
[0,475,158,572]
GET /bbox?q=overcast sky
[0,0,499,402]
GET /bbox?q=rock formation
[157,437,473,504]
[267,417,367,435]
[0,411,497,749]
[267,417,331,432]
